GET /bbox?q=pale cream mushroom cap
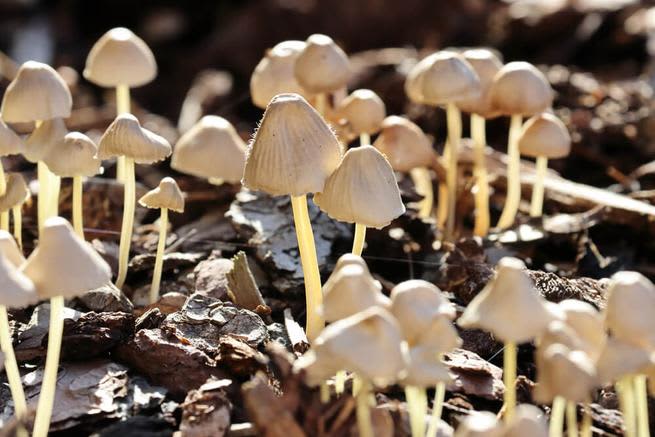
[596,337,653,384]
[534,343,597,404]
[84,27,157,88]
[335,89,386,135]
[0,120,23,157]
[0,254,38,309]
[372,116,435,172]
[171,115,246,183]
[314,145,405,229]
[0,173,29,213]
[242,93,341,196]
[457,257,555,344]
[402,345,451,387]
[518,113,571,159]
[21,216,112,299]
[294,34,350,94]
[333,252,371,273]
[1,61,72,123]
[413,315,462,352]
[98,113,171,163]
[138,177,185,213]
[454,411,504,437]
[457,49,503,118]
[504,404,548,437]
[0,230,25,267]
[558,299,606,361]
[24,117,68,163]
[43,131,101,177]
[489,62,553,117]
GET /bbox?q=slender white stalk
[427,381,446,437]
[352,223,367,256]
[115,158,135,289]
[115,84,131,182]
[149,208,168,304]
[550,396,566,437]
[356,379,374,437]
[360,133,371,146]
[503,342,517,423]
[496,114,524,229]
[0,211,8,231]
[471,114,490,236]
[0,305,28,437]
[0,163,6,197]
[411,167,434,219]
[72,176,84,238]
[566,401,578,437]
[406,385,428,437]
[634,375,650,437]
[530,156,549,217]
[445,103,462,240]
[11,205,22,250]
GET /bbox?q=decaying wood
[283,308,309,355]
[227,251,271,317]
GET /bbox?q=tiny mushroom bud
[0,119,23,196]
[454,411,504,437]
[0,230,25,267]
[534,343,597,404]
[294,34,350,102]
[335,89,386,145]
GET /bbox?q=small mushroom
[0,230,25,267]
[0,119,23,196]
[335,89,386,147]
[0,173,29,249]
[504,404,548,437]
[558,299,606,361]
[454,411,504,437]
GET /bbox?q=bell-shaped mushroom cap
[504,404,548,437]
[21,216,111,299]
[402,345,451,387]
[24,117,68,163]
[558,299,606,361]
[454,411,504,437]
[414,316,462,352]
[1,61,72,123]
[171,115,246,183]
[333,252,371,273]
[458,257,555,344]
[0,230,25,267]
[98,113,171,163]
[372,116,435,172]
[534,343,597,404]
[489,62,553,117]
[84,27,157,88]
[138,177,185,213]
[242,93,341,196]
[314,145,405,228]
[0,120,23,157]
[457,49,503,118]
[596,337,653,384]
[294,34,350,94]
[0,173,29,212]
[0,254,38,309]
[43,132,101,177]
[518,113,571,159]
[250,40,310,109]
[537,321,585,359]
[335,89,386,135]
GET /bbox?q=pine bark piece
[283,308,309,355]
[226,251,271,316]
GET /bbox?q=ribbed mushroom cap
[335,89,386,135]
[0,173,29,212]
[294,34,350,94]
[558,299,606,361]
[0,120,23,157]
[24,117,68,163]
[84,27,157,88]
[1,61,72,123]
[250,40,311,109]
[535,343,597,404]
[596,337,653,384]
[0,230,25,267]
[21,216,111,299]
[457,49,503,118]
[504,404,548,437]
[457,257,555,344]
[518,113,571,159]
[0,254,38,309]
[402,345,451,387]
[489,62,553,117]
[171,115,246,183]
[372,116,435,172]
[242,93,341,196]
[314,145,405,228]
[98,113,171,163]
[454,411,504,437]
[43,132,101,177]
[138,177,185,213]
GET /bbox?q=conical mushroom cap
[21,216,111,299]
[314,145,405,228]
[333,253,372,273]
[0,120,23,157]
[43,132,101,177]
[0,230,25,267]
[457,49,503,118]
[518,113,571,159]
[171,115,246,183]
[294,34,350,94]
[559,299,606,361]
[596,337,653,384]
[489,62,553,116]
[0,254,38,309]
[402,345,451,387]
[413,315,462,352]
[250,40,311,109]
[138,177,185,213]
[1,61,72,123]
[98,113,171,163]
[0,173,29,212]
[242,93,341,196]
[84,27,157,88]
[454,411,503,437]
[457,257,555,344]
[335,89,386,136]
[537,321,585,363]
[534,343,597,404]
[24,118,68,163]
[372,116,435,172]
[504,404,548,437]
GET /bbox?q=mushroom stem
[550,396,566,437]
[115,84,131,182]
[503,341,517,423]
[320,382,330,403]
[115,157,135,289]
[0,305,28,436]
[37,160,49,231]
[445,103,462,240]
[0,211,8,230]
[208,177,225,186]
[581,403,592,437]
[149,207,168,304]
[634,375,650,437]
[427,380,446,437]
[566,401,578,437]
[315,93,327,116]
[405,385,428,437]
[72,176,84,238]
[530,156,548,217]
[360,133,370,146]
[496,114,523,229]
[471,113,490,236]
[32,295,65,437]
[617,375,637,437]
[12,206,22,250]
[436,143,449,228]
[356,379,374,437]
[352,223,367,256]
[290,194,324,341]
[410,167,434,219]
[49,173,60,218]
[0,163,6,196]
[335,370,347,395]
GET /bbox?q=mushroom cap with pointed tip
[172,115,246,183]
[0,120,23,157]
[242,93,341,196]
[372,116,435,172]
[314,145,405,228]
[504,404,548,437]
[402,345,451,387]
[139,177,185,213]
[518,113,571,158]
[0,173,29,212]
[0,230,25,267]
[535,343,597,404]
[294,34,350,94]
[44,131,101,177]
[84,27,157,88]
[24,118,68,163]
[21,216,111,299]
[454,411,504,437]
[558,299,606,361]
[489,62,553,116]
[1,61,72,123]
[335,89,386,135]
[457,257,555,344]
[0,254,38,309]
[596,337,653,384]
[98,113,171,163]
[457,49,503,118]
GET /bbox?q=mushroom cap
[534,343,597,404]
[518,113,571,159]
[84,27,157,88]
[335,89,386,136]
[294,34,350,94]
[24,118,68,163]
[413,315,462,352]
[333,252,372,273]
[489,62,553,116]
[0,254,38,309]
[596,337,653,384]
[0,120,23,157]
[0,173,29,212]
[0,230,25,267]
[457,49,503,118]
[314,145,405,228]
[537,320,586,359]
[402,345,451,387]
[1,61,72,123]
[43,132,101,177]
[250,40,311,109]
[21,216,112,299]
[504,404,548,437]
[242,93,342,196]
[457,257,555,344]
[171,115,246,183]
[138,176,185,213]
[454,411,504,437]
[98,113,172,163]
[558,299,606,361]
[372,116,435,172]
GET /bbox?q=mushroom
[0,230,25,266]
[242,93,341,340]
[314,145,404,256]
[504,404,548,437]
[138,177,185,304]
[98,113,172,289]
[454,411,504,437]
[171,115,246,185]
[21,217,111,437]
[335,89,386,147]
[489,62,554,229]
[84,27,157,181]
[0,173,29,249]
[0,119,23,196]
[558,299,606,361]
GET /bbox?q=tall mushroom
[0,119,23,196]
[335,89,386,147]
[0,173,29,248]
